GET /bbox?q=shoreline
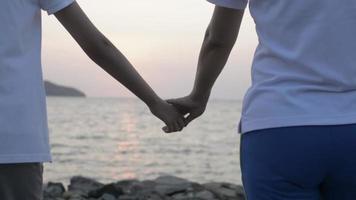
[43,175,245,200]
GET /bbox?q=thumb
[166,99,190,115]
[166,98,184,106]
[166,98,177,104]
[166,98,187,107]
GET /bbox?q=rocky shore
[43,175,245,200]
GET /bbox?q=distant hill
[44,81,86,97]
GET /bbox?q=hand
[167,95,208,127]
[149,99,185,133]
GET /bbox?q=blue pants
[240,124,356,200]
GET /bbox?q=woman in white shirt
[169,0,356,199]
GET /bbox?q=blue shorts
[240,123,356,200]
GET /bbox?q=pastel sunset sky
[41,0,258,99]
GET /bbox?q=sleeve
[39,0,75,15]
[207,0,248,10]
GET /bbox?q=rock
[66,196,87,200]
[98,193,116,200]
[204,182,245,200]
[139,192,167,200]
[43,182,66,198]
[62,190,83,199]
[155,184,188,196]
[118,192,166,200]
[154,176,192,196]
[171,189,217,200]
[155,176,190,186]
[116,195,137,200]
[115,179,143,194]
[44,175,245,200]
[43,197,65,200]
[88,183,124,198]
[195,190,216,199]
[68,176,104,196]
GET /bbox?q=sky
[41,0,258,100]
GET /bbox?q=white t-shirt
[0,0,74,163]
[207,0,356,134]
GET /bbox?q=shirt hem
[206,0,247,10]
[46,0,75,15]
[239,113,356,134]
[0,154,52,164]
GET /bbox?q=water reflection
[44,98,242,185]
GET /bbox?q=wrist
[145,95,164,109]
[189,90,210,105]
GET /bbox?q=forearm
[190,32,235,102]
[55,3,162,107]
[86,38,162,107]
[190,6,244,102]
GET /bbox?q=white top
[207,0,356,134]
[0,0,74,163]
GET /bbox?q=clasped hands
[149,94,209,133]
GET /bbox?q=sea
[44,97,243,185]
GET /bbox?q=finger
[171,122,180,133]
[184,113,199,126]
[166,99,176,104]
[166,123,175,134]
[162,121,173,133]
[174,121,184,132]
[177,118,185,129]
[162,126,169,133]
[166,99,190,114]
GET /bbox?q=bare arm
[168,6,245,125]
[54,2,185,132]
[55,2,160,106]
[191,6,244,101]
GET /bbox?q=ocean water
[44,97,243,185]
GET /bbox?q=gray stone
[62,190,83,199]
[118,192,166,200]
[117,195,138,200]
[155,176,190,186]
[88,183,124,198]
[98,193,117,200]
[43,182,66,198]
[204,182,244,199]
[44,175,246,200]
[154,176,192,196]
[43,197,65,200]
[195,190,216,199]
[115,179,141,194]
[171,190,217,200]
[67,197,87,200]
[155,184,189,196]
[68,176,104,196]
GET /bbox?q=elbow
[205,37,236,50]
[84,36,116,62]
[204,28,237,50]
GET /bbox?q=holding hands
[148,99,186,133]
[151,93,209,134]
[166,95,208,130]
[54,3,241,134]
[152,6,244,133]
[149,95,208,134]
